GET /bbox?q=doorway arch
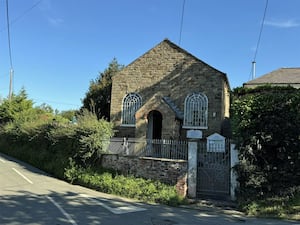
[147,110,162,139]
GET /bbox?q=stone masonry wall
[101,154,188,197]
[110,39,230,141]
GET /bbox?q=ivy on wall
[231,86,300,199]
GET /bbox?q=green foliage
[74,109,114,166]
[82,58,124,120]
[59,109,78,121]
[36,103,54,114]
[231,86,300,199]
[0,104,114,179]
[0,89,34,124]
[240,187,300,220]
[64,163,186,206]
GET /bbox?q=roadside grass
[241,193,300,220]
[64,160,187,206]
[1,146,187,207]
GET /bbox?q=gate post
[187,130,202,198]
[188,141,197,198]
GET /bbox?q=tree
[59,110,78,121]
[36,103,54,114]
[82,58,124,120]
[0,89,34,124]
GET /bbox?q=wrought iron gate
[197,139,230,197]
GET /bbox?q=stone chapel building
[110,39,230,146]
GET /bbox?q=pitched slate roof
[162,96,184,120]
[244,68,300,86]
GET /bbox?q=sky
[0,0,300,111]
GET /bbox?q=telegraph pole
[252,61,256,79]
[9,68,13,100]
[6,0,14,101]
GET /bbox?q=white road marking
[12,168,33,184]
[47,196,78,225]
[0,158,5,163]
[79,194,146,214]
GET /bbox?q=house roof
[244,68,300,86]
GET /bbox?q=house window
[183,93,208,129]
[121,93,142,126]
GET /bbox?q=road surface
[0,153,299,225]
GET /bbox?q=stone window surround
[121,92,142,127]
[183,92,208,129]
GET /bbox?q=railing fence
[108,138,188,160]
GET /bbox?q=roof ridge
[280,67,300,69]
[162,96,184,120]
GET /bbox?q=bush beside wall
[231,86,300,200]
[0,110,114,179]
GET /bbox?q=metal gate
[197,139,230,197]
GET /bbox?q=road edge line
[12,167,33,184]
[47,196,78,225]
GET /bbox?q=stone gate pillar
[187,130,202,198]
[188,141,197,198]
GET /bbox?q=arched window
[121,93,142,126]
[183,93,208,129]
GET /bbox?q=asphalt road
[0,153,299,225]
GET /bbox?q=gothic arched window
[121,93,142,126]
[183,93,208,129]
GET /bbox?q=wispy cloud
[47,17,64,27]
[38,0,64,27]
[264,19,300,28]
[38,0,52,12]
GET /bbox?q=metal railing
[108,138,188,160]
[141,139,188,160]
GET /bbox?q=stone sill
[182,126,208,130]
[139,156,187,163]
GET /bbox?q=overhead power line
[33,98,81,108]
[1,0,43,33]
[251,0,269,79]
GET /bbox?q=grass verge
[64,159,187,206]
[240,193,300,220]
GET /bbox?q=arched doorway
[147,110,162,139]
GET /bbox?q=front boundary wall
[101,154,188,197]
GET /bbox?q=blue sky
[0,0,299,111]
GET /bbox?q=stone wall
[101,154,188,197]
[110,39,230,142]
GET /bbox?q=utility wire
[33,98,81,107]
[1,0,43,33]
[253,0,269,62]
[250,0,269,80]
[178,0,186,46]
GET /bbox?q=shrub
[231,86,300,199]
[73,109,114,166]
[0,109,113,179]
